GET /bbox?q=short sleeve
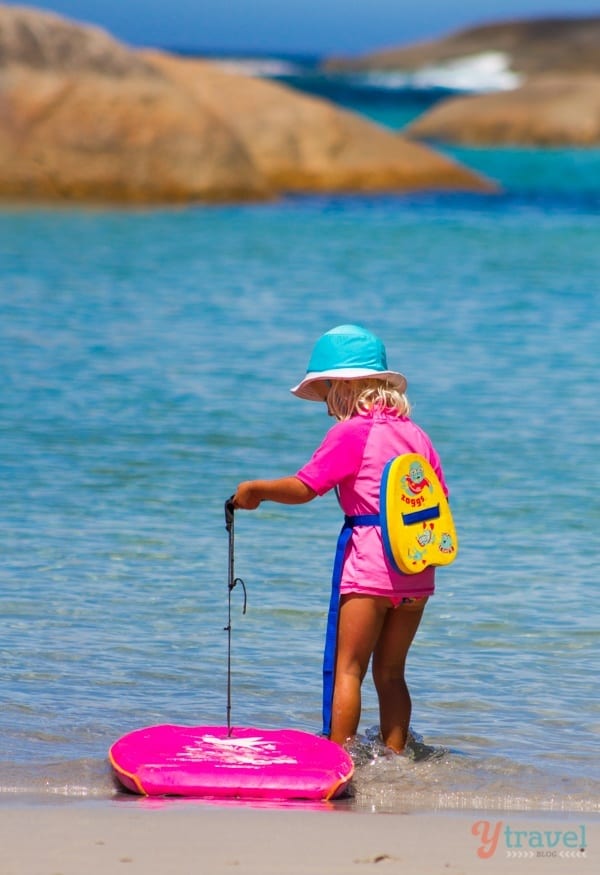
[296,419,367,496]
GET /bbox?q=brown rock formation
[325,16,600,148]
[0,3,156,76]
[0,5,493,202]
[142,50,494,194]
[406,74,600,146]
[0,6,268,202]
[324,17,600,77]
[0,65,274,201]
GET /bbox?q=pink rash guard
[296,409,448,600]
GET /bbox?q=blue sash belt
[321,513,379,737]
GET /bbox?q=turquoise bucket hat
[290,324,407,402]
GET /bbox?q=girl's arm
[233,476,317,510]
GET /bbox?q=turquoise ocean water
[0,75,598,812]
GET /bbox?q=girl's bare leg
[329,595,388,746]
[371,598,427,752]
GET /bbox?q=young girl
[233,324,448,753]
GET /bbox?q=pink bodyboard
[109,724,354,800]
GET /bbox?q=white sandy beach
[1,803,597,875]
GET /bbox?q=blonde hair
[326,378,411,421]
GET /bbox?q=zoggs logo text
[472,820,588,859]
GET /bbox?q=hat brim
[290,367,407,402]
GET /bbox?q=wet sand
[1,801,597,874]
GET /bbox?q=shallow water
[0,136,598,812]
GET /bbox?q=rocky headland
[326,17,600,147]
[406,74,600,147]
[0,5,492,204]
[325,17,600,77]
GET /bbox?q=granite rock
[324,17,600,77]
[405,74,600,146]
[324,16,600,147]
[0,4,494,202]
[143,50,494,195]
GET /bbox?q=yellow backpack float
[380,453,458,574]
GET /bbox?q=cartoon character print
[416,522,435,547]
[409,522,436,566]
[410,529,455,567]
[401,461,434,498]
[407,545,428,567]
[438,533,455,554]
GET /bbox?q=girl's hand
[233,481,262,510]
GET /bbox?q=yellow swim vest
[380,453,458,575]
